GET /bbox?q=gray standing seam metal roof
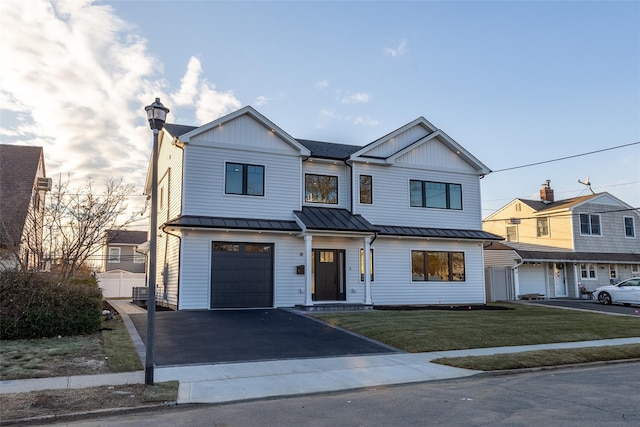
[164,215,301,232]
[376,225,503,240]
[294,207,378,232]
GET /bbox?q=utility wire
[483,206,640,222]
[492,141,640,173]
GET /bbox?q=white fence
[97,270,146,298]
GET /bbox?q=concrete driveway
[527,298,640,316]
[128,309,398,366]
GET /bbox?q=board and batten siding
[302,161,351,210]
[189,115,291,151]
[353,162,482,230]
[394,138,474,173]
[178,230,305,310]
[182,145,302,220]
[370,238,486,305]
[365,125,431,158]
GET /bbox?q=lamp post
[144,98,169,385]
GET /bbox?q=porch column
[304,235,313,306]
[364,236,372,305]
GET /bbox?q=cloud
[384,40,408,57]
[341,92,371,104]
[255,95,268,106]
[315,80,330,90]
[316,109,379,128]
[0,0,241,212]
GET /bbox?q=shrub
[0,270,103,340]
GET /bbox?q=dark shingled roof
[106,230,148,245]
[294,207,378,232]
[519,194,600,212]
[296,139,362,160]
[164,215,301,232]
[0,145,44,246]
[376,225,503,241]
[486,242,640,263]
[163,123,197,138]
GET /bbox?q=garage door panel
[211,242,273,309]
[519,264,546,296]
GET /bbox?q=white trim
[623,216,636,239]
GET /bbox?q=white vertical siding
[194,115,292,151]
[302,161,351,210]
[395,139,472,171]
[353,162,482,229]
[366,126,430,158]
[182,145,302,220]
[370,238,486,305]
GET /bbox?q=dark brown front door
[313,249,345,301]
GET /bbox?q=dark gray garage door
[211,242,274,309]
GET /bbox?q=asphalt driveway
[129,309,398,366]
[527,298,640,316]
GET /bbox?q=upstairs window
[108,247,120,263]
[624,217,636,238]
[410,180,462,210]
[506,225,518,242]
[536,217,549,237]
[305,174,338,204]
[580,213,601,236]
[359,175,372,204]
[225,163,264,196]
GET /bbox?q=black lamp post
[144,98,169,385]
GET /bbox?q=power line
[483,206,640,223]
[492,141,640,173]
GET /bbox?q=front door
[313,249,345,301]
[553,263,567,297]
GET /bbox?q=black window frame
[411,250,466,282]
[409,180,462,210]
[305,174,338,204]
[359,175,373,205]
[225,162,265,196]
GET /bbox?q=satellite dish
[578,176,594,194]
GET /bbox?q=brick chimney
[540,180,554,204]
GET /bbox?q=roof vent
[36,177,52,192]
[540,179,554,204]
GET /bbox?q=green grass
[101,315,143,372]
[432,344,640,371]
[314,303,640,352]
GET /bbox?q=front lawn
[313,303,640,352]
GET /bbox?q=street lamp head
[145,97,170,131]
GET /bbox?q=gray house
[102,230,147,273]
[483,181,640,300]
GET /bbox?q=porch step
[296,303,374,312]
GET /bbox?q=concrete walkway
[1,299,639,405]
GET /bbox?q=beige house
[483,181,640,300]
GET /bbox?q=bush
[0,270,103,340]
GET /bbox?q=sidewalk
[2,299,639,405]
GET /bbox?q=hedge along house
[143,106,502,310]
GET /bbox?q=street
[48,362,639,427]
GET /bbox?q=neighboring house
[145,106,501,310]
[102,230,148,273]
[0,144,51,270]
[483,181,640,300]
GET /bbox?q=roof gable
[176,106,311,156]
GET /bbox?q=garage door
[518,264,546,296]
[211,242,274,309]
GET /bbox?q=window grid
[579,213,601,236]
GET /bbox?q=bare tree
[42,175,145,280]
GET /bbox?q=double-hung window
[108,247,120,263]
[411,250,465,282]
[225,163,264,196]
[536,217,549,237]
[410,180,462,210]
[580,263,597,279]
[624,217,636,238]
[580,213,601,236]
[359,175,372,204]
[305,174,338,204]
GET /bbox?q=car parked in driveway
[593,277,640,306]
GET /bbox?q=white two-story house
[144,106,501,310]
[483,181,640,300]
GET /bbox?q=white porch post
[304,235,313,306]
[364,236,372,305]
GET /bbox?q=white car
[593,277,640,306]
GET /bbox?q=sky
[1,0,638,231]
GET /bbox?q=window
[359,175,372,204]
[108,247,120,263]
[305,174,338,204]
[506,225,518,242]
[609,264,617,279]
[536,217,549,237]
[360,248,374,281]
[580,213,601,236]
[580,263,597,279]
[624,217,636,238]
[411,250,465,282]
[410,180,462,210]
[133,250,145,264]
[225,163,264,196]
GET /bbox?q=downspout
[511,255,524,300]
